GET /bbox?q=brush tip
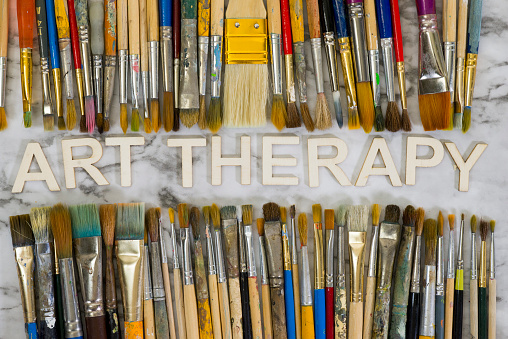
[271,94,287,131]
[312,204,322,223]
[190,207,200,239]
[300,102,315,132]
[437,212,444,236]
[416,208,425,236]
[178,203,189,228]
[347,205,369,232]
[480,219,488,241]
[418,92,451,131]
[85,97,96,133]
[348,106,360,130]
[23,111,32,128]
[207,97,222,133]
[66,99,77,130]
[448,214,455,230]
[402,205,416,227]
[120,104,128,134]
[96,112,104,133]
[99,204,116,246]
[202,206,210,225]
[44,115,55,131]
[144,117,152,133]
[471,215,477,233]
[325,209,334,230]
[357,82,374,133]
[10,214,34,247]
[374,105,384,132]
[401,108,412,132]
[286,102,301,128]
[0,106,7,131]
[289,205,296,219]
[385,205,400,223]
[211,204,221,229]
[131,108,140,132]
[424,219,437,261]
[161,94,172,132]
[198,95,207,130]
[490,220,495,233]
[262,202,280,222]
[173,108,180,131]
[333,91,343,128]
[462,107,471,133]
[50,204,73,258]
[69,204,101,239]
[115,203,145,240]
[79,113,87,133]
[151,99,160,133]
[242,205,253,225]
[372,204,380,226]
[257,218,265,236]
[385,101,401,132]
[315,93,332,130]
[280,206,287,223]
[29,207,53,243]
[297,213,307,246]
[168,207,175,223]
[103,118,110,132]
[180,109,199,128]
[335,205,347,226]
[146,208,160,242]
[220,205,237,221]
[55,115,64,130]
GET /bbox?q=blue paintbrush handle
[466,0,483,54]
[331,0,349,38]
[284,270,296,339]
[26,322,38,339]
[375,0,393,38]
[160,0,172,26]
[45,0,61,69]
[314,288,326,339]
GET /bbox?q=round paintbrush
[489,220,496,339]
[297,213,315,338]
[420,219,437,338]
[406,208,424,339]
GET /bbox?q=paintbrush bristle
[336,205,347,227]
[178,203,189,228]
[315,93,332,130]
[120,104,128,133]
[236,205,243,221]
[24,111,32,128]
[10,214,34,248]
[0,106,7,131]
[290,205,296,219]
[115,203,145,241]
[30,207,53,244]
[438,212,444,237]
[280,206,287,223]
[448,214,455,230]
[151,99,160,133]
[471,215,477,233]
[333,91,343,128]
[190,207,200,239]
[416,208,425,236]
[347,205,369,232]
[490,220,495,233]
[297,213,307,246]
[85,96,96,133]
[80,113,87,133]
[300,102,314,132]
[271,94,287,131]
[146,208,159,242]
[385,205,400,223]
[207,97,222,133]
[168,207,175,224]
[96,113,104,133]
[257,218,265,236]
[372,204,380,226]
[325,209,334,230]
[66,99,76,130]
[357,82,374,133]
[286,102,301,128]
[312,204,322,223]
[203,206,211,226]
[374,105,384,132]
[198,95,207,129]
[262,202,280,222]
[401,108,412,132]
[103,117,110,132]
[348,105,360,130]
[162,93,172,132]
[180,109,199,128]
[480,220,488,241]
[242,205,253,225]
[418,92,451,131]
[424,219,437,264]
[220,205,237,221]
[211,204,221,230]
[44,115,55,131]
[462,106,471,133]
[403,206,416,227]
[446,105,454,130]
[99,204,116,246]
[50,204,73,258]
[385,101,401,132]
[144,117,152,133]
[131,108,140,131]
[69,204,101,239]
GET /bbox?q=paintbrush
[479,220,488,339]
[297,213,315,339]
[90,0,104,132]
[238,206,253,339]
[160,0,173,132]
[420,218,437,339]
[207,0,224,132]
[389,206,416,339]
[363,204,380,339]
[53,237,65,338]
[221,205,244,338]
[99,204,121,339]
[258,218,274,339]
[289,0,314,131]
[324,209,335,339]
[334,206,347,339]
[179,0,200,128]
[489,220,496,339]
[407,208,424,339]
[102,0,116,132]
[9,215,38,338]
[0,0,7,130]
[115,203,145,338]
[147,0,159,132]
[17,0,35,127]
[436,213,445,339]
[51,204,84,339]
[452,214,465,339]
[118,0,129,133]
[371,205,401,339]
[140,0,151,133]
[127,0,141,131]
[347,205,368,339]
[46,0,64,130]
[443,0,456,130]
[172,0,181,131]
[197,0,210,129]
[35,0,56,131]
[263,202,288,338]
[223,0,269,128]
[445,213,455,339]
[289,206,302,339]
[168,208,183,339]
[281,0,301,128]
[30,207,58,338]
[364,0,383,132]
[416,0,450,131]
[312,204,325,339]
[143,227,156,338]
[147,208,171,338]
[69,204,107,338]
[212,204,232,339]
[306,0,332,130]
[281,207,296,339]
[470,215,478,339]
[191,207,214,338]
[453,0,467,130]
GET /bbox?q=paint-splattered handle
[154,300,170,339]
[331,0,349,39]
[334,280,347,339]
[124,321,144,339]
[288,0,305,43]
[104,0,117,56]
[197,298,214,338]
[435,294,445,339]
[271,285,288,339]
[38,320,58,339]
[26,322,39,339]
[466,0,483,54]
[229,277,244,339]
[106,307,121,339]
[372,286,392,338]
[198,0,210,37]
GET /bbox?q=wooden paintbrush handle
[270,285,288,339]
[54,0,70,39]
[184,284,200,339]
[17,0,35,49]
[445,279,455,339]
[210,0,224,36]
[479,287,488,339]
[208,274,223,339]
[161,263,177,339]
[262,284,273,339]
[219,280,232,339]
[198,0,211,37]
[147,0,159,41]
[128,0,140,54]
[349,301,363,339]
[489,279,496,339]
[104,0,117,56]
[89,0,105,55]
[197,297,214,338]
[228,277,244,339]
[456,0,468,58]
[248,277,262,339]
[363,276,376,339]
[364,0,378,50]
[470,280,478,339]
[288,0,304,43]
[301,305,315,338]
[117,0,128,50]
[292,264,302,339]
[85,315,108,339]
[267,0,282,35]
[443,0,457,42]
[139,0,149,70]
[226,0,266,19]
[305,0,321,39]
[174,268,187,339]
[124,321,144,339]
[144,299,156,338]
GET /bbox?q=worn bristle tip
[120,104,128,134]
[480,220,488,241]
[190,207,200,239]
[96,113,104,133]
[220,205,237,221]
[271,95,287,131]
[180,109,199,128]
[99,204,116,246]
[401,108,412,131]
[131,109,140,131]
[10,214,34,247]
[312,204,322,223]
[385,205,400,223]
[211,204,221,230]
[315,93,332,130]
[50,204,73,258]
[437,213,444,236]
[103,118,110,132]
[470,215,477,233]
[462,107,471,133]
[56,115,65,130]
[173,108,180,131]
[289,205,296,219]
[347,205,369,232]
[262,202,280,222]
[66,100,76,130]
[297,213,308,246]
[348,106,360,130]
[336,205,347,226]
[115,203,145,240]
[286,102,301,128]
[30,207,53,244]
[424,219,437,263]
[418,92,451,131]
[357,82,374,133]
[23,111,32,128]
[85,97,96,133]
[44,115,55,131]
[385,101,401,132]
[0,107,7,130]
[280,207,287,223]
[161,94,171,132]
[415,208,425,236]
[144,118,152,133]
[207,97,222,133]
[242,205,253,225]
[198,95,207,130]
[257,218,265,236]
[448,214,455,230]
[300,102,314,132]
[146,208,160,242]
[202,206,210,226]
[69,204,101,239]
[333,91,343,128]
[374,105,384,132]
[168,208,175,223]
[490,220,496,233]
[402,205,416,227]
[372,204,380,226]
[325,209,334,230]
[178,204,189,228]
[150,100,159,133]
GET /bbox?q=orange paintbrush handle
[125,321,144,339]
[17,0,35,48]
[104,0,116,56]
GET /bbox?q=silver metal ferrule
[150,242,165,300]
[144,245,153,300]
[40,57,54,116]
[367,225,380,277]
[35,243,56,328]
[182,228,194,285]
[149,40,159,98]
[410,236,422,293]
[179,19,199,109]
[325,229,334,288]
[59,41,75,99]
[245,225,257,277]
[471,233,477,280]
[93,55,103,114]
[420,265,436,337]
[368,49,381,105]
[490,233,495,279]
[159,222,168,265]
[174,58,180,108]
[417,14,449,94]
[170,222,181,269]
[455,56,465,114]
[337,226,346,277]
[443,41,456,102]
[160,26,173,93]
[210,35,223,98]
[457,218,464,270]
[310,38,325,93]
[0,57,5,106]
[269,33,283,95]
[205,224,217,275]
[377,223,401,287]
[130,54,141,109]
[238,220,247,273]
[301,246,313,306]
[142,71,150,119]
[447,229,455,279]
[119,50,128,104]
[259,236,269,285]
[323,31,340,92]
[79,26,94,96]
[59,258,83,338]
[349,3,370,82]
[293,42,307,102]
[290,218,298,265]
[265,221,284,288]
[198,36,209,96]
[73,236,104,317]
[103,55,116,118]
[436,237,445,296]
[215,229,227,283]
[380,38,396,101]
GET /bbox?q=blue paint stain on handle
[160,0,173,27]
[284,270,296,339]
[26,322,38,339]
[331,0,349,38]
[314,288,326,339]
[45,0,61,69]
[466,0,483,54]
[375,0,393,39]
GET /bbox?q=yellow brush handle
[248,277,263,339]
[349,301,363,339]
[445,278,455,339]
[292,264,302,339]
[489,279,496,339]
[470,279,478,339]
[54,0,70,39]
[125,321,144,339]
[117,0,129,50]
[184,284,200,339]
[228,277,243,339]
[262,283,273,339]
[208,274,223,339]
[301,305,315,339]
[174,268,187,339]
[288,0,304,43]
[198,0,211,37]
[219,280,232,339]
[143,299,156,338]
[162,263,177,339]
[363,276,376,339]
[147,0,159,41]
[363,0,378,50]
[198,297,214,338]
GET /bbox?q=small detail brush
[118,0,129,133]
[406,208,424,339]
[206,0,224,132]
[297,213,315,338]
[312,204,325,339]
[452,214,465,339]
[140,0,152,133]
[17,0,35,127]
[0,0,7,130]
[443,0,457,130]
[160,0,173,132]
[289,206,302,339]
[479,220,488,339]
[324,209,335,339]
[258,218,274,339]
[489,220,496,339]
[363,204,380,339]
[470,215,478,339]
[147,0,159,133]
[420,219,437,339]
[453,0,467,130]
[143,227,156,338]
[436,212,445,339]
[128,0,141,131]
[172,0,181,131]
[197,0,210,129]
[46,0,63,130]
[90,0,104,132]
[167,208,182,339]
[282,207,297,339]
[238,206,253,339]
[102,0,117,132]
[335,206,347,339]
[445,213,455,339]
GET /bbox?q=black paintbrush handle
[406,292,420,339]
[54,274,65,339]
[35,0,50,60]
[452,288,463,338]
[319,0,336,34]
[240,271,253,339]
[106,307,120,339]
[479,287,488,339]
[38,319,58,338]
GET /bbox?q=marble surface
[0,0,507,337]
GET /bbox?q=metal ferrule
[323,31,340,92]
[490,235,495,279]
[238,221,247,273]
[480,241,487,288]
[348,3,370,82]
[130,54,141,109]
[457,219,465,270]
[150,242,165,300]
[35,243,56,327]
[0,57,5,106]
[337,226,345,277]
[410,236,422,293]
[170,222,180,269]
[103,55,116,118]
[367,226,380,277]
[142,71,150,119]
[455,57,465,113]
[284,54,296,103]
[269,33,283,95]
[396,61,407,109]
[59,257,83,337]
[20,48,33,113]
[53,68,63,118]
[76,68,86,116]
[74,236,104,317]
[180,19,199,109]
[93,55,103,114]
[244,225,257,277]
[380,38,396,101]
[144,245,153,300]
[417,14,449,94]
[290,218,297,265]
[259,236,269,285]
[182,228,194,286]
[78,26,94,96]
[313,223,324,290]
[443,41,456,103]
[265,221,284,288]
[215,229,227,283]
[436,237,444,296]
[222,219,240,279]
[377,224,401,287]
[174,58,180,108]
[348,231,366,302]
[205,224,217,275]
[119,50,128,104]
[198,36,209,96]
[301,246,313,306]
[160,26,173,93]
[14,246,36,324]
[325,229,334,288]
[115,239,144,322]
[293,42,307,102]
[471,233,477,280]
[368,49,381,105]
[337,37,357,108]
[149,40,159,98]
[447,229,455,279]
[282,222,291,272]
[210,35,223,98]
[159,222,168,265]
[464,53,478,107]
[59,41,75,99]
[310,38,325,93]
[40,57,54,116]
[420,265,436,336]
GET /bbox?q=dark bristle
[347,205,369,232]
[115,203,145,240]
[80,114,87,133]
[297,213,308,246]
[99,204,116,246]
[30,207,53,244]
[289,205,295,219]
[418,92,451,131]
[401,108,412,131]
[300,102,314,132]
[220,205,237,221]
[374,105,384,132]
[262,202,280,222]
[203,206,211,226]
[146,208,159,242]
[415,208,425,236]
[286,102,301,128]
[50,204,73,258]
[172,108,180,131]
[190,207,200,239]
[178,203,189,228]
[211,204,221,230]
[424,219,437,264]
[385,101,401,132]
[402,205,416,227]
[9,214,34,247]
[242,205,253,225]
[480,220,488,241]
[69,204,101,239]
[325,209,334,230]
[257,218,265,236]
[97,112,104,133]
[385,205,400,223]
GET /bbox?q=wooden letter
[307,137,351,187]
[405,136,444,185]
[262,136,299,186]
[62,138,109,189]
[12,142,60,193]
[105,136,145,187]
[167,137,207,187]
[445,142,487,192]
[211,135,251,185]
[356,138,402,186]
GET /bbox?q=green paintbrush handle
[181,0,197,19]
[55,273,65,339]
[479,286,488,338]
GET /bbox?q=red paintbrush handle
[173,0,180,58]
[390,0,404,62]
[67,0,81,69]
[17,0,35,49]
[280,0,293,55]
[325,287,334,339]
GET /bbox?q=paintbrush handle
[17,0,35,49]
[314,289,326,339]
[184,284,200,339]
[489,279,496,339]
[210,0,223,36]
[452,288,463,339]
[144,299,156,338]
[54,273,65,339]
[75,0,89,27]
[104,248,120,339]
[161,263,177,339]
[140,0,149,70]
[372,286,393,338]
[375,0,393,39]
[292,264,302,339]
[181,0,197,19]
[319,0,335,34]
[197,298,214,338]
[443,0,456,42]
[219,280,233,339]
[128,0,140,54]
[173,0,181,56]
[349,301,363,339]
[228,277,244,339]
[153,300,170,339]
[306,0,321,38]
[198,0,210,37]
[466,0,483,54]
[67,0,82,69]
[406,292,420,339]
[117,0,128,50]
[364,0,378,50]
[35,0,50,60]
[147,0,158,40]
[0,0,7,57]
[456,0,467,58]
[45,0,61,68]
[271,285,288,339]
[54,0,70,39]
[301,305,315,338]
[262,284,274,339]
[248,277,262,339]
[479,287,488,339]
[174,268,187,339]
[325,287,334,339]
[284,270,296,339]
[289,0,304,42]
[331,0,348,39]
[90,0,105,55]
[435,295,445,339]
[267,0,282,35]
[281,0,293,55]
[363,276,376,339]
[470,279,478,339]
[335,277,347,339]
[240,272,253,339]
[389,0,403,61]
[106,308,120,339]
[104,0,116,56]
[415,0,436,16]
[125,321,144,338]
[85,315,108,338]
[445,279,454,339]
[208,274,223,339]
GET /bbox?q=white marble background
[0,0,507,337]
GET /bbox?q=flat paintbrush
[258,218,274,339]
[197,0,210,129]
[420,219,437,339]
[102,0,116,132]
[159,208,177,339]
[489,220,496,339]
[140,0,152,133]
[453,214,465,339]
[334,206,347,339]
[479,220,488,339]
[207,0,224,132]
[445,213,455,339]
[297,213,315,339]
[160,0,173,132]
[9,215,38,338]
[128,0,141,131]
[363,204,380,339]
[147,0,159,132]
[169,207,187,339]
[289,206,302,339]
[312,204,325,339]
[470,215,478,339]
[324,209,335,339]
[17,0,35,127]
[282,207,296,339]
[238,206,253,339]
[436,213,445,339]
[143,227,156,338]
[118,0,129,133]
[90,0,105,132]
[406,208,424,339]
[453,0,467,130]
[172,0,181,131]
[443,0,456,130]
[0,0,7,130]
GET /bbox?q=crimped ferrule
[182,228,194,285]
[41,57,55,117]
[284,54,296,103]
[210,35,223,98]
[20,48,33,114]
[368,49,381,105]
[337,226,346,277]
[310,38,325,93]
[301,246,313,306]
[290,218,298,266]
[205,224,217,275]
[144,245,153,300]
[325,229,334,288]
[119,50,128,104]
[410,236,422,293]
[75,68,85,116]
[337,37,357,109]
[436,237,444,296]
[480,241,487,288]
[348,3,370,82]
[447,230,456,279]
[282,222,291,271]
[103,55,116,118]
[244,225,257,277]
[149,40,159,98]
[0,57,5,107]
[52,68,63,118]
[35,243,56,326]
[323,31,340,92]
[142,71,150,119]
[238,221,247,273]
[259,236,269,285]
[160,27,173,93]
[396,61,408,109]
[293,42,307,102]
[420,265,436,337]
[314,223,324,290]
[59,257,84,337]
[367,225,380,277]
[443,41,456,103]
[14,246,36,324]
[490,234,495,280]
[380,38,396,101]
[198,36,209,96]
[170,222,180,269]
[269,33,283,95]
[78,26,94,96]
[215,229,227,283]
[455,57,465,114]
[93,55,103,114]
[150,242,166,300]
[59,39,75,99]
[130,54,141,109]
[471,233,477,280]
[174,57,180,109]
[464,53,478,107]
[179,19,199,109]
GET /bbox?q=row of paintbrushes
[9,202,496,339]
